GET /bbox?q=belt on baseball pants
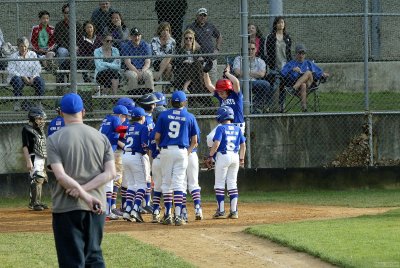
[234,123,245,127]
[123,149,143,155]
[161,145,185,149]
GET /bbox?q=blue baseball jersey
[213,123,246,153]
[148,129,159,159]
[124,122,149,154]
[154,108,198,148]
[190,120,201,153]
[145,113,155,132]
[47,115,65,136]
[214,91,244,124]
[99,114,123,151]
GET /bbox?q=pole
[268,0,283,29]
[69,0,77,93]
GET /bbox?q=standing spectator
[91,1,116,38]
[155,0,187,41]
[172,29,204,94]
[22,107,48,211]
[7,37,45,111]
[47,93,116,267]
[78,21,102,83]
[233,41,273,113]
[281,44,329,112]
[186,7,222,84]
[264,16,292,112]
[151,22,176,82]
[94,33,121,95]
[30,10,57,72]
[104,11,129,51]
[121,27,154,94]
[54,3,82,93]
[248,23,265,59]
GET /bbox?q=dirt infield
[0,203,391,267]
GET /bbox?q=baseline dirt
[0,203,391,267]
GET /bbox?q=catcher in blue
[206,106,246,219]
[99,104,129,220]
[122,107,149,223]
[47,106,65,136]
[154,90,199,226]
[204,64,245,147]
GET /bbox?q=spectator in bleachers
[104,11,129,51]
[264,16,292,112]
[8,37,45,111]
[172,29,204,94]
[186,7,222,85]
[30,10,57,72]
[91,1,116,38]
[248,23,265,60]
[155,0,187,41]
[94,33,121,95]
[54,3,82,93]
[151,22,176,82]
[121,27,154,93]
[233,41,273,114]
[78,21,102,83]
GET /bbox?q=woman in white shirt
[8,37,45,111]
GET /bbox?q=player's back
[99,114,122,150]
[214,123,245,153]
[124,122,149,154]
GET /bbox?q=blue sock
[163,192,173,216]
[191,189,201,208]
[133,189,145,211]
[111,185,119,209]
[228,188,239,212]
[153,191,162,213]
[182,193,187,212]
[106,191,112,214]
[120,186,127,209]
[145,182,152,206]
[125,189,135,212]
[173,191,183,217]
[215,188,225,212]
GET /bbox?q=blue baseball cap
[131,107,146,117]
[171,90,187,102]
[154,92,166,106]
[113,105,129,115]
[60,93,84,114]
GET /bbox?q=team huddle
[23,68,246,226]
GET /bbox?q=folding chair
[283,76,327,113]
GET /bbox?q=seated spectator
[94,33,121,95]
[7,37,45,111]
[151,22,176,82]
[233,41,273,113]
[78,21,102,82]
[54,3,82,92]
[281,44,329,112]
[91,1,116,38]
[248,23,265,59]
[30,10,57,72]
[121,27,154,93]
[172,29,204,93]
[104,11,129,51]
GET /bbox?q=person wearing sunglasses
[186,7,222,85]
[281,44,329,112]
[94,33,121,95]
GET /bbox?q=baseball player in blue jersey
[207,106,246,219]
[182,121,203,222]
[154,90,199,226]
[47,107,65,136]
[137,93,159,213]
[204,65,245,147]
[154,92,167,107]
[148,105,167,223]
[122,107,149,223]
[113,97,135,216]
[99,105,129,220]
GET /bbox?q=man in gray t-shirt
[47,93,116,268]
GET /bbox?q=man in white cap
[47,93,116,267]
[186,7,222,84]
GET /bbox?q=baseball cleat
[161,214,173,225]
[195,208,203,220]
[39,203,49,209]
[33,204,44,211]
[174,216,185,226]
[142,205,153,214]
[123,211,136,222]
[228,211,239,219]
[152,213,161,223]
[182,212,188,223]
[111,208,123,217]
[130,209,144,223]
[106,212,120,221]
[213,210,226,219]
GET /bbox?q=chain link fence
[0,0,400,172]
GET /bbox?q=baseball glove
[202,156,215,170]
[203,59,213,73]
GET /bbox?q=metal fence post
[69,0,77,93]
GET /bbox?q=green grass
[0,232,193,268]
[245,208,400,268]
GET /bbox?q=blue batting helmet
[216,106,234,123]
[117,97,135,113]
[154,92,166,106]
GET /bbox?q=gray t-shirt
[275,39,287,70]
[47,123,114,213]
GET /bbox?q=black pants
[53,210,106,268]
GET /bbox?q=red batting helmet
[215,79,233,92]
